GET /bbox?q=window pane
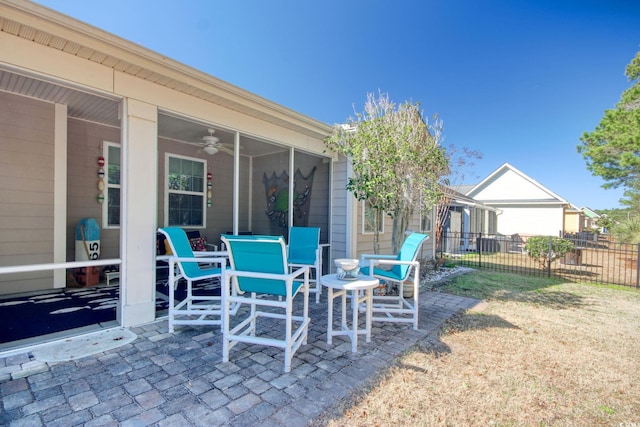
[107,187,120,226]
[191,175,203,192]
[167,156,205,227]
[168,193,203,226]
[421,215,432,232]
[169,157,181,175]
[364,201,382,233]
[107,145,120,185]
[167,158,205,192]
[193,161,204,176]
[168,173,187,191]
[182,158,193,176]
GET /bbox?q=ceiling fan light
[203,144,218,155]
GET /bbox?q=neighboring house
[563,204,585,234]
[581,206,602,232]
[463,163,580,237]
[439,187,498,253]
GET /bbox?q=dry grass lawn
[320,270,640,426]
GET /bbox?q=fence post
[478,232,482,268]
[547,236,552,277]
[636,243,639,289]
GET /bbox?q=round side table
[320,273,380,352]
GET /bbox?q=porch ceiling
[0,66,291,158]
[0,66,121,127]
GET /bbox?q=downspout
[346,158,355,258]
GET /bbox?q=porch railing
[0,259,120,276]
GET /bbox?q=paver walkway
[0,291,480,426]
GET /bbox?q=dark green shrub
[525,236,575,270]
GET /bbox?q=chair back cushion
[392,233,430,280]
[288,227,320,265]
[222,235,294,296]
[158,227,202,278]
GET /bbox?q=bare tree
[434,145,482,251]
[326,92,449,253]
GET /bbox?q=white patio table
[321,273,379,352]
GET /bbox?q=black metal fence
[438,232,640,288]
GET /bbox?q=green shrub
[612,216,640,244]
[525,236,575,270]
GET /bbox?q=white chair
[287,226,322,303]
[360,232,429,330]
[158,227,233,333]
[221,235,310,373]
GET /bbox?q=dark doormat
[0,280,220,344]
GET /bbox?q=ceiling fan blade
[217,145,234,155]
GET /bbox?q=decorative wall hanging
[263,166,316,232]
[207,172,213,207]
[97,156,105,204]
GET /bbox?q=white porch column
[462,207,471,250]
[53,103,67,288]
[119,98,157,327]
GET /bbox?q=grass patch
[323,270,640,426]
[441,269,566,300]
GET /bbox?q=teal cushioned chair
[221,234,310,373]
[158,227,232,333]
[360,232,429,330]
[287,226,322,303]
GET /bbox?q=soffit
[0,67,120,126]
[0,1,332,140]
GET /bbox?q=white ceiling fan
[194,128,241,156]
[201,128,221,155]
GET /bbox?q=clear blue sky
[35,0,640,210]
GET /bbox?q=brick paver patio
[0,290,480,426]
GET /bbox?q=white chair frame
[222,267,310,373]
[361,255,422,330]
[165,252,236,333]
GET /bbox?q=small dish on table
[334,258,360,280]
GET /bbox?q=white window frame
[164,153,207,228]
[420,208,433,234]
[362,200,384,234]
[102,141,121,229]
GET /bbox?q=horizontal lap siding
[498,205,563,236]
[67,119,121,260]
[0,92,55,293]
[331,159,348,261]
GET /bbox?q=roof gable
[466,163,568,205]
[581,207,600,219]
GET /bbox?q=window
[362,200,384,234]
[103,142,120,228]
[166,154,206,227]
[420,210,432,233]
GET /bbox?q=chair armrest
[168,256,228,265]
[360,253,397,260]
[204,242,219,251]
[194,250,228,257]
[363,258,420,276]
[369,259,419,268]
[226,265,309,281]
[359,253,396,266]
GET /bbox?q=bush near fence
[438,231,639,288]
